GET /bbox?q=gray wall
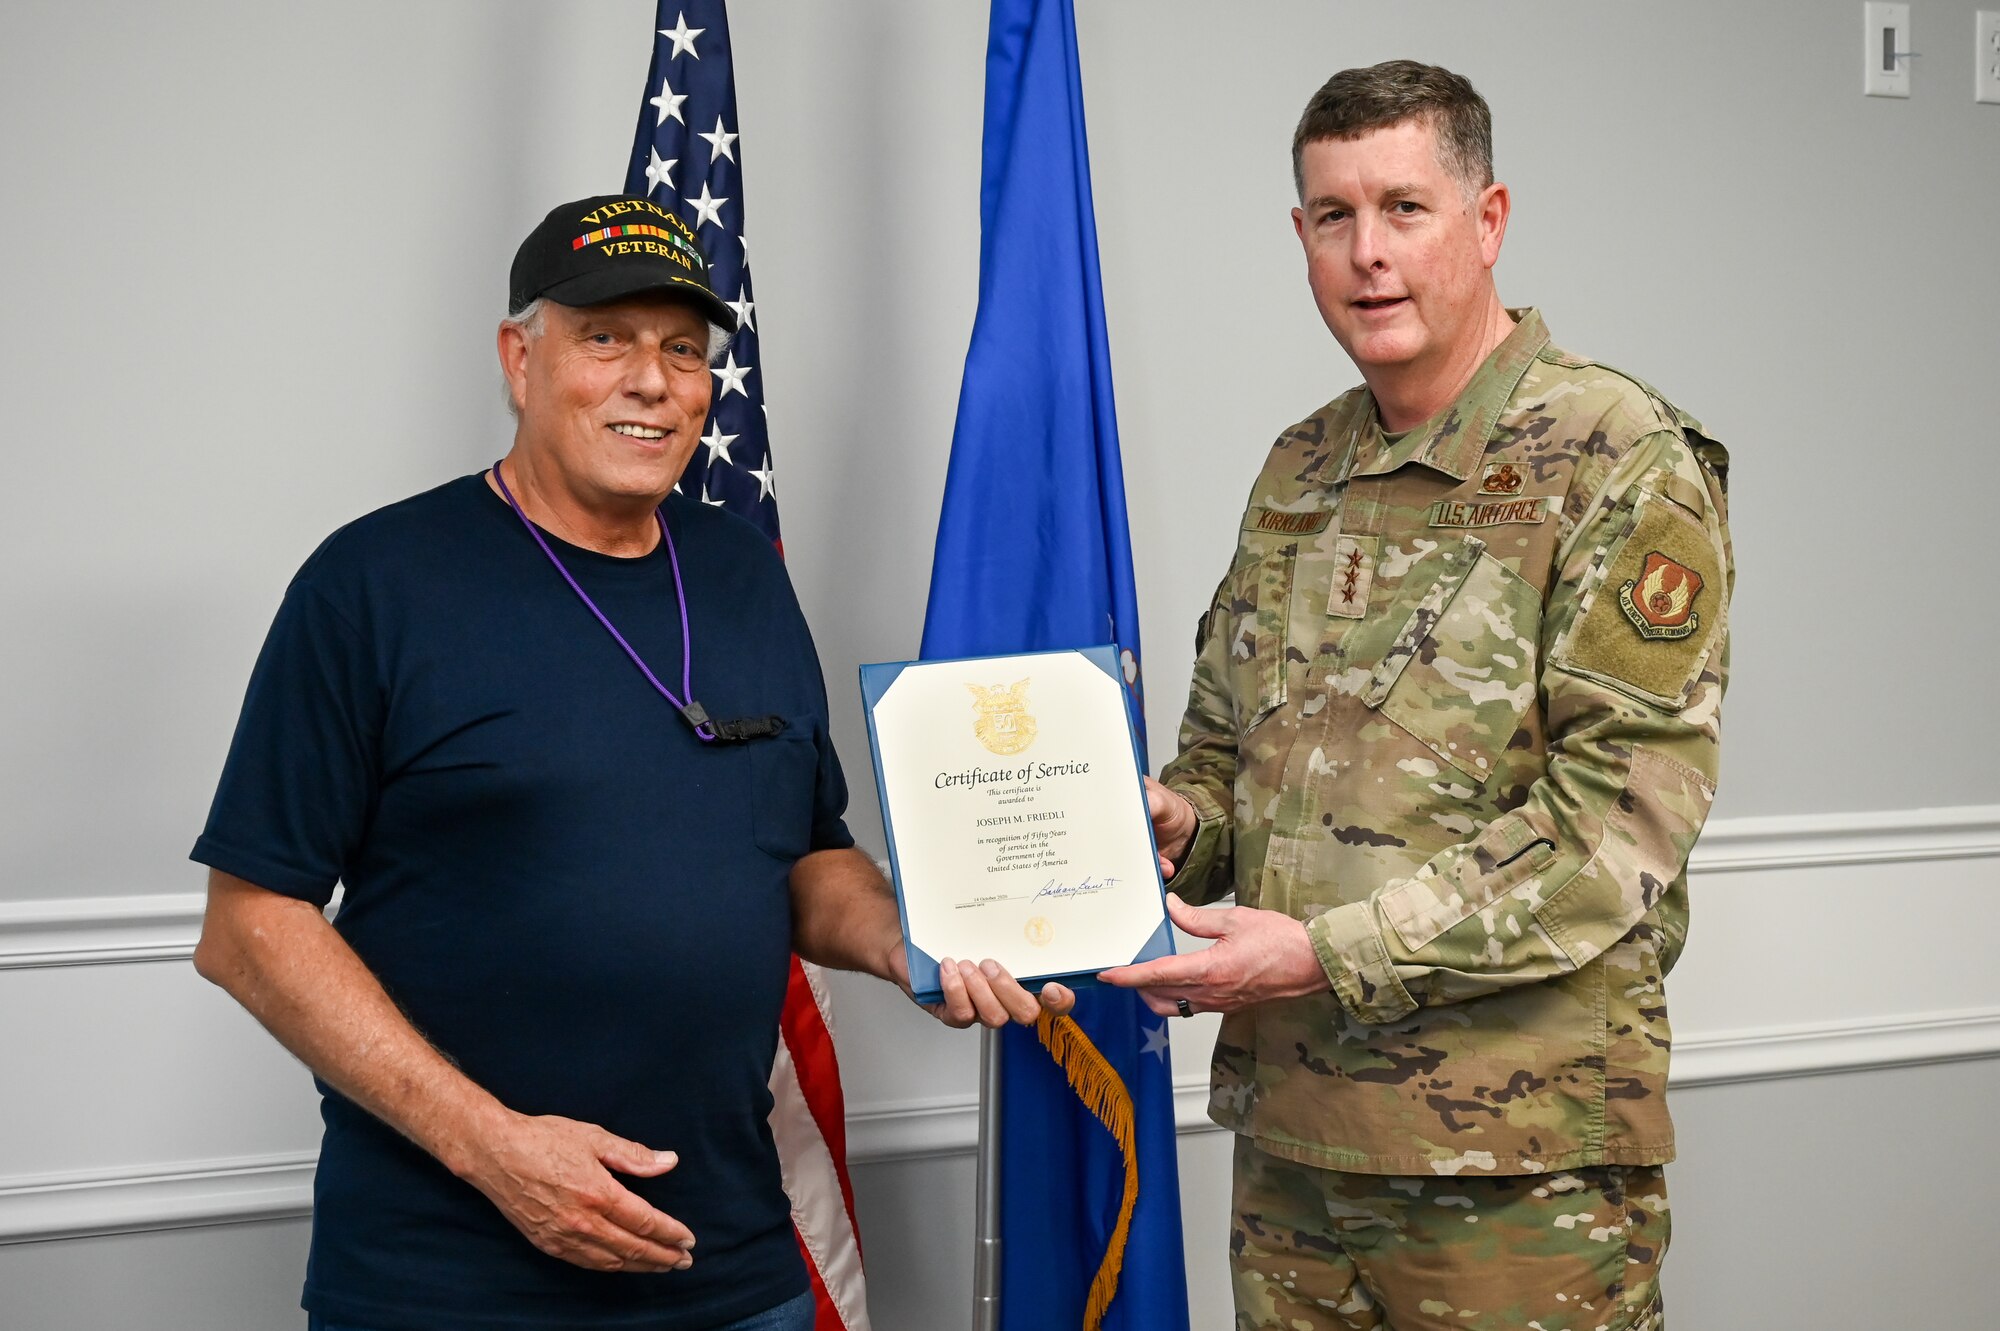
[3,1,1996,1328]
[5,0,1996,911]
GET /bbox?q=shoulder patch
[1553,491,1724,709]
[1619,553,1703,639]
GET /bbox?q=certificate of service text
[860,646,1173,1003]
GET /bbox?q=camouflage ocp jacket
[1164,309,1732,1175]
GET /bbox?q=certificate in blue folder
[859,645,1175,1005]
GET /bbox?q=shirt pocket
[1360,536,1541,784]
[746,728,820,862]
[1221,540,1295,735]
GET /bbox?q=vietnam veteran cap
[508,195,737,332]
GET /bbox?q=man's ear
[497,321,531,415]
[1477,181,1511,269]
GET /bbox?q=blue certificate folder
[859,645,1175,1006]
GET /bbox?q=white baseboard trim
[843,1004,2000,1164]
[0,892,206,970]
[10,1004,1987,1245]
[1687,805,2000,874]
[1668,1007,2000,1086]
[5,806,1994,970]
[0,1152,316,1246]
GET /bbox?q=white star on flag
[711,352,752,399]
[700,482,726,507]
[687,182,729,230]
[749,461,776,501]
[698,116,739,163]
[725,290,755,332]
[649,76,687,126]
[659,12,704,59]
[1140,1022,1170,1061]
[643,147,677,195]
[701,421,738,465]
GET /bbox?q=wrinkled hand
[1144,776,1197,879]
[1098,894,1328,1017]
[456,1112,696,1273]
[887,943,1075,1028]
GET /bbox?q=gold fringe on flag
[1034,1010,1139,1331]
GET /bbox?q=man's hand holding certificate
[860,647,1174,1005]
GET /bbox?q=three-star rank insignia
[1327,535,1377,618]
[1619,552,1703,640]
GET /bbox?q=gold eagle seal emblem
[967,678,1037,755]
[1024,916,1054,947]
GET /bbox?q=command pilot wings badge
[1619,552,1704,640]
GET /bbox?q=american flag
[625,0,779,543]
[623,6,869,1329]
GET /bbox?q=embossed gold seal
[1024,916,1054,947]
[966,678,1037,756]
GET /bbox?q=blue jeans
[310,1289,815,1331]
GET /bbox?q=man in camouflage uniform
[1101,62,1730,1330]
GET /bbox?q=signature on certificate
[1032,875,1120,902]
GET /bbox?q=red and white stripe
[771,956,870,1331]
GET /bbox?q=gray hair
[500,297,734,418]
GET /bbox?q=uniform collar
[1350,307,1550,482]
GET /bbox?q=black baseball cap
[508,194,737,332]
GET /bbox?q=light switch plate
[1977,11,2000,104]
[1866,2,1912,97]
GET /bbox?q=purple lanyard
[491,462,718,743]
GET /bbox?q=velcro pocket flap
[1224,538,1295,732]
[1360,536,1485,708]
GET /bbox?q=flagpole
[972,1026,1003,1331]
[932,0,1189,1322]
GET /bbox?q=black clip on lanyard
[493,462,791,746]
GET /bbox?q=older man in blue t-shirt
[191,196,1070,1331]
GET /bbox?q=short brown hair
[1291,60,1493,199]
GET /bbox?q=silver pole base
[971,1026,1004,1331]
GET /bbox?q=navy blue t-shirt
[193,475,852,1331]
